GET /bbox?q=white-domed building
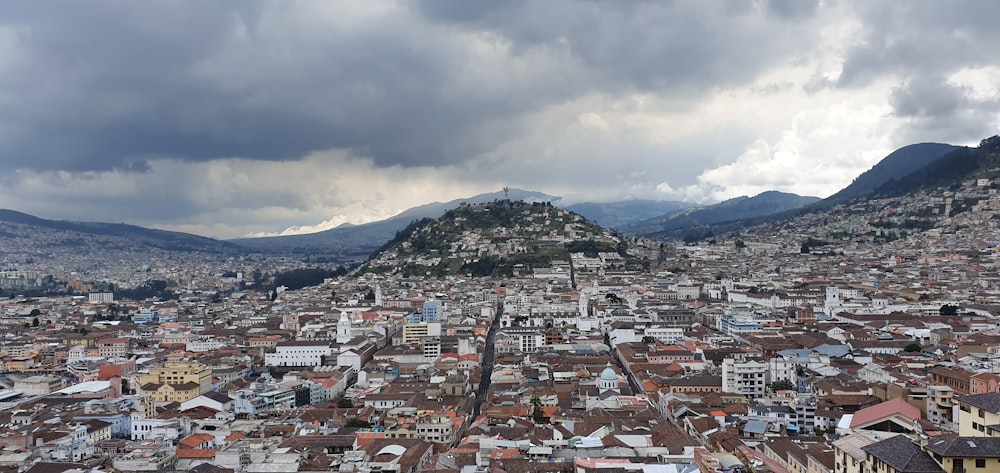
[598,363,620,394]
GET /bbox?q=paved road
[472,300,503,418]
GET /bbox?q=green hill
[360,200,643,277]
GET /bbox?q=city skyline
[0,1,997,238]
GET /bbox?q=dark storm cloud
[889,76,998,145]
[838,1,1000,88]
[0,1,468,171]
[0,1,822,173]
[413,1,812,91]
[764,0,819,21]
[890,77,969,119]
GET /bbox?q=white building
[337,349,363,372]
[644,326,684,344]
[336,311,353,344]
[186,339,226,353]
[264,341,334,368]
[494,327,545,354]
[88,292,114,304]
[130,413,190,441]
[721,357,769,399]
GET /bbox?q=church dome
[599,364,617,381]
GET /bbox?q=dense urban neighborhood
[3,1,1000,473]
[5,173,1000,473]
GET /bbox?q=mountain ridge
[636,141,971,240]
[626,190,820,237]
[0,208,239,253]
[821,142,962,207]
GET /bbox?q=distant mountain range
[0,209,239,253]
[2,136,994,259]
[624,191,821,236]
[637,141,971,240]
[564,200,694,229]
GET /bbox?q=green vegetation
[272,267,349,291]
[769,379,795,392]
[115,280,177,301]
[565,240,620,257]
[368,218,435,260]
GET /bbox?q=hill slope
[626,191,820,236]
[635,141,967,241]
[822,142,962,206]
[0,209,238,253]
[872,136,1000,198]
[360,200,643,277]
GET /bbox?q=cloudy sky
[0,1,998,239]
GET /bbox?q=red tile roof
[850,397,920,428]
[178,433,214,449]
[176,448,218,459]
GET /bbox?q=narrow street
[472,300,503,418]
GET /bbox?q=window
[976,459,986,468]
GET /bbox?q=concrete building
[402,322,441,344]
[138,361,212,395]
[958,392,1000,437]
[14,375,64,396]
[721,356,769,399]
